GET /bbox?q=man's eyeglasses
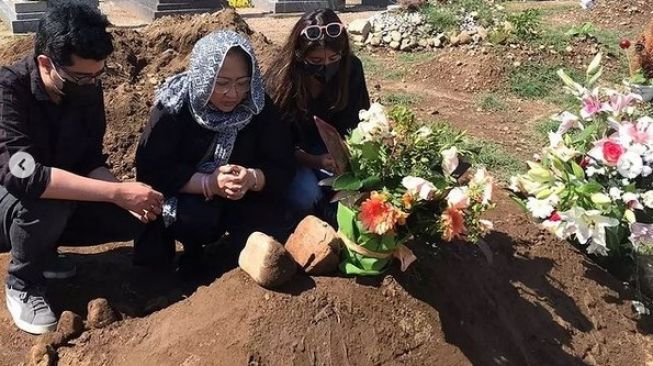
[214,77,251,95]
[51,60,106,85]
[300,23,345,41]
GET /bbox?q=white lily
[559,207,619,256]
[441,147,459,176]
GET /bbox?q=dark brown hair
[265,9,351,123]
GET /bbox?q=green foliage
[358,55,381,77]
[477,93,508,111]
[398,52,434,64]
[505,9,542,41]
[421,0,498,33]
[508,63,582,103]
[381,92,422,106]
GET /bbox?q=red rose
[602,141,624,166]
[580,156,590,168]
[549,212,561,222]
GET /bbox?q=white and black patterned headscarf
[155,30,265,226]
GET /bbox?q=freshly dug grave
[53,192,653,365]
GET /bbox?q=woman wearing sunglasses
[134,31,295,277]
[266,8,370,226]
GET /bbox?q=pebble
[87,298,117,329]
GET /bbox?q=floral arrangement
[510,53,653,258]
[332,103,495,275]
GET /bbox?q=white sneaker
[5,286,57,334]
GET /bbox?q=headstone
[251,0,343,13]
[0,0,98,34]
[113,0,223,21]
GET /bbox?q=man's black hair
[34,1,113,66]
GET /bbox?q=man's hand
[112,182,164,217]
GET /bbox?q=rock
[27,344,57,366]
[477,26,488,40]
[472,34,483,43]
[87,298,117,329]
[431,38,443,48]
[389,41,401,50]
[351,34,366,44]
[391,31,402,43]
[450,35,460,46]
[400,39,415,51]
[285,216,341,275]
[382,35,393,44]
[56,311,84,340]
[348,19,371,39]
[418,38,429,48]
[370,35,382,46]
[239,232,297,288]
[36,332,66,348]
[458,31,473,45]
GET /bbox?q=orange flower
[441,207,465,241]
[402,192,415,210]
[359,192,399,235]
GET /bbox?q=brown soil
[1,6,653,366]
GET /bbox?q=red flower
[602,141,624,166]
[619,38,631,49]
[359,192,399,235]
[580,156,590,168]
[549,212,561,222]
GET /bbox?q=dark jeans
[133,194,291,269]
[0,186,143,290]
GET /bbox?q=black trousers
[0,186,143,290]
[133,194,291,268]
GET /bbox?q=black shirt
[294,55,371,150]
[0,56,108,199]
[136,97,295,199]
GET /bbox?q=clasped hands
[205,164,261,201]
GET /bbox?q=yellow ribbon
[337,231,417,272]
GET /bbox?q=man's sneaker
[5,286,57,334]
[43,254,76,280]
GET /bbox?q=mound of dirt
[0,8,277,178]
[47,192,651,366]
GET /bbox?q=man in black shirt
[0,1,164,334]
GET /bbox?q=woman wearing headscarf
[133,31,295,277]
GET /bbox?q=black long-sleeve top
[0,56,108,199]
[136,96,295,200]
[293,55,371,150]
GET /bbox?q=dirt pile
[0,8,278,178]
[50,192,652,365]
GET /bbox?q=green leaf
[333,174,363,191]
[570,161,585,180]
[510,195,529,213]
[360,175,382,190]
[576,181,603,194]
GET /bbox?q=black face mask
[303,61,340,84]
[59,80,103,106]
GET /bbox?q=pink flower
[581,90,602,119]
[602,92,642,116]
[555,112,583,135]
[588,138,624,166]
[602,141,625,165]
[619,117,653,146]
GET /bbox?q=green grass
[359,55,382,78]
[398,52,434,65]
[432,122,524,181]
[386,69,408,81]
[534,117,559,141]
[476,93,508,112]
[421,0,497,33]
[508,63,582,103]
[381,92,422,106]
